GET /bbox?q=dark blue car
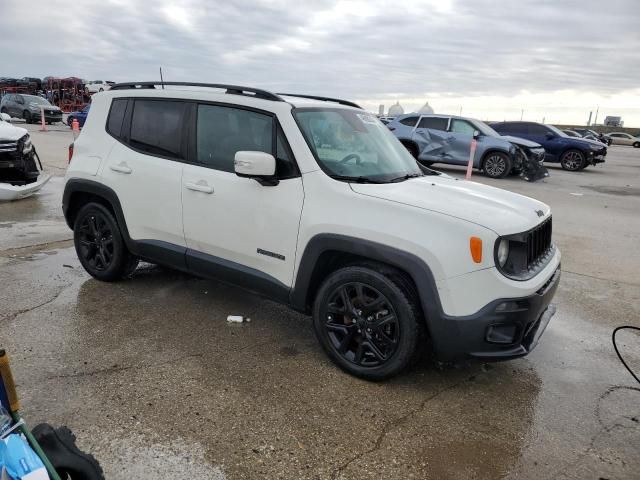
[491,121,606,171]
[66,104,90,128]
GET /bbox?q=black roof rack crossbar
[277,93,362,109]
[109,82,284,101]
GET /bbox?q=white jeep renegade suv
[63,82,560,380]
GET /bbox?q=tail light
[68,143,74,163]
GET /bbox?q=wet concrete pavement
[1,126,639,479]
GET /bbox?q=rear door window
[129,99,187,159]
[417,116,449,131]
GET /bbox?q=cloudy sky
[2,0,639,125]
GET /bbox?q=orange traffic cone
[72,118,80,138]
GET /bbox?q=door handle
[185,181,214,194]
[110,162,132,174]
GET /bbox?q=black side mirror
[473,130,481,140]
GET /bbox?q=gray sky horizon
[2,0,639,126]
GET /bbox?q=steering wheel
[338,153,362,165]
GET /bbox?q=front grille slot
[526,218,552,269]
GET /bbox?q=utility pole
[520,109,524,121]
[587,111,592,126]
[459,106,462,116]
[594,106,599,126]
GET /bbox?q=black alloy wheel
[324,282,400,367]
[560,149,585,171]
[313,266,424,380]
[73,203,138,281]
[483,152,511,178]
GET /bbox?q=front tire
[73,203,138,281]
[483,152,511,178]
[633,142,640,148]
[312,266,424,380]
[560,149,586,171]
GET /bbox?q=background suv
[63,82,560,380]
[0,94,63,124]
[388,114,545,179]
[491,121,607,171]
[570,128,612,145]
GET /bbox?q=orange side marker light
[470,237,483,263]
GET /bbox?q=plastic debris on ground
[227,315,251,323]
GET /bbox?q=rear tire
[560,149,586,171]
[73,202,137,282]
[483,151,511,178]
[23,110,32,124]
[312,265,424,380]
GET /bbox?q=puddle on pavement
[581,185,640,196]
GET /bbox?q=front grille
[526,217,552,268]
[0,140,18,153]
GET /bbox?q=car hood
[580,137,607,148]
[499,135,541,148]
[0,120,28,141]
[350,175,550,236]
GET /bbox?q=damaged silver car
[0,113,50,200]
[388,114,548,181]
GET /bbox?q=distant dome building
[388,101,404,116]
[418,101,434,114]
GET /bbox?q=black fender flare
[63,179,132,245]
[290,234,452,349]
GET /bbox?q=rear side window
[418,117,448,131]
[106,99,128,138]
[129,100,187,159]
[196,104,274,173]
[399,116,419,127]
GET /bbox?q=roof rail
[109,82,284,102]
[277,93,362,109]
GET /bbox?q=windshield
[24,95,50,105]
[294,108,423,183]
[546,124,568,137]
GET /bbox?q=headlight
[497,239,509,267]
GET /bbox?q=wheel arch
[63,179,132,247]
[291,234,445,339]
[480,148,510,168]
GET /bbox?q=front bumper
[30,110,62,122]
[433,266,560,361]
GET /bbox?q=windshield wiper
[388,173,424,183]
[329,174,386,184]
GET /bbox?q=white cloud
[1,0,639,125]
